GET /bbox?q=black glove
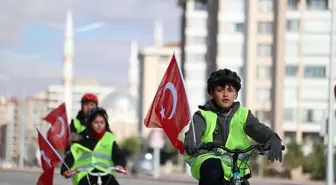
[184,139,199,155]
[264,134,282,162]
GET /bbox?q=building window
[303,66,326,78]
[258,21,273,33]
[187,69,206,82]
[188,36,206,45]
[235,23,244,32]
[285,65,298,77]
[226,0,245,12]
[302,109,322,123]
[259,0,273,13]
[302,109,314,122]
[219,43,243,56]
[195,0,207,11]
[286,19,300,32]
[256,88,271,101]
[313,109,324,122]
[257,65,271,79]
[255,110,272,121]
[257,44,272,56]
[288,0,299,10]
[284,108,296,121]
[186,53,205,63]
[159,56,170,64]
[307,0,328,10]
[222,23,244,33]
[186,54,205,62]
[188,18,207,29]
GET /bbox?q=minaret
[128,40,139,98]
[154,21,163,48]
[63,10,74,122]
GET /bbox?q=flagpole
[174,52,195,175]
[174,52,197,145]
[36,127,71,171]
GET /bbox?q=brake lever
[258,150,266,155]
[257,145,266,155]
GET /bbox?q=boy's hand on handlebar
[63,170,78,178]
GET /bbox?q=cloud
[0,0,181,96]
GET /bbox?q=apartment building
[138,41,181,137]
[46,78,114,119]
[178,0,334,147]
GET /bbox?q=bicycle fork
[85,174,102,185]
[232,172,241,185]
[85,174,112,185]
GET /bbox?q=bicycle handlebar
[77,166,128,176]
[199,143,285,154]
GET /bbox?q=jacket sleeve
[63,119,76,155]
[60,151,75,176]
[244,110,278,144]
[69,119,77,133]
[184,111,206,146]
[111,142,126,168]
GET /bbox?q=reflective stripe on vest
[70,132,115,185]
[185,148,250,166]
[73,118,86,134]
[184,106,250,180]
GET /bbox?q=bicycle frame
[199,143,285,185]
[77,166,128,185]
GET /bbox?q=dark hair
[86,107,110,132]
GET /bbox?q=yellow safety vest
[184,106,250,181]
[70,132,115,185]
[73,118,86,134]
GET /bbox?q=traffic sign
[148,129,164,149]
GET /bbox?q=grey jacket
[184,100,277,147]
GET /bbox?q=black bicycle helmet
[207,68,241,94]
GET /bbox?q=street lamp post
[327,0,335,184]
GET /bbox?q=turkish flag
[37,128,60,171]
[144,54,191,154]
[43,103,70,149]
[36,168,54,185]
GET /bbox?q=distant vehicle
[130,152,153,176]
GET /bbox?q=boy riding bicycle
[184,68,283,185]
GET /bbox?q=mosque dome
[101,90,137,111]
[101,90,138,124]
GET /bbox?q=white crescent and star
[51,116,65,138]
[160,82,178,120]
[40,150,52,168]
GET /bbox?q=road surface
[0,170,192,185]
[0,170,330,185]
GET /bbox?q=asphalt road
[0,170,192,185]
[0,170,329,185]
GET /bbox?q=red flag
[43,103,70,149]
[144,54,191,154]
[37,129,60,171]
[36,168,54,185]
